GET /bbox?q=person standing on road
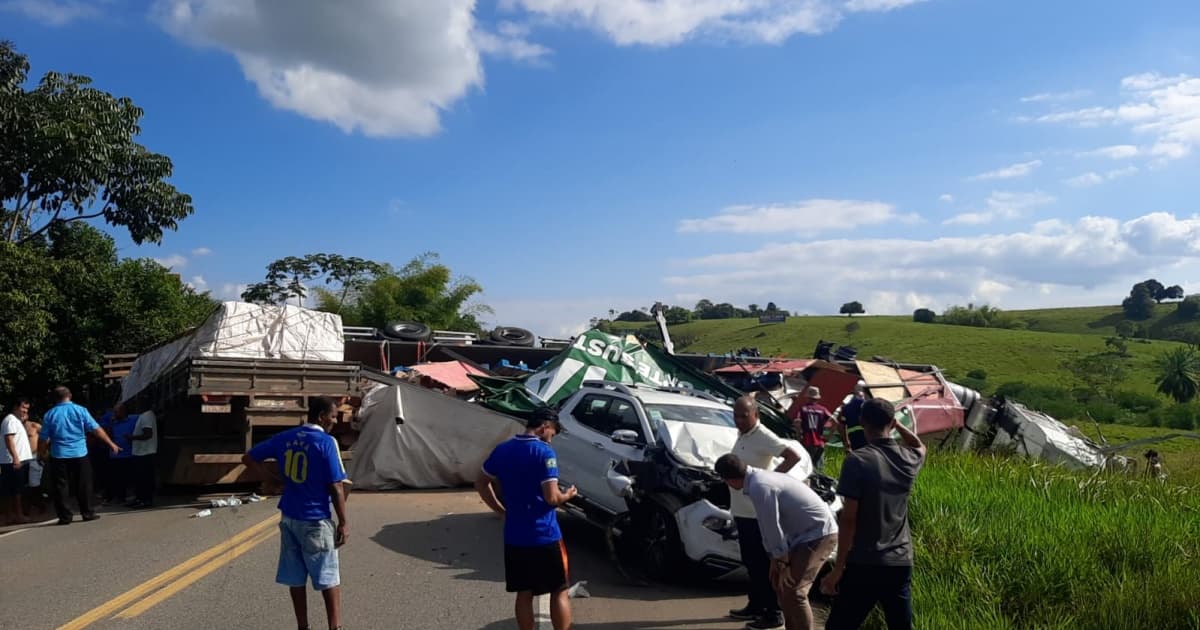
[821,398,925,630]
[128,408,158,508]
[1,398,36,524]
[243,397,349,630]
[728,395,804,630]
[40,387,120,525]
[475,407,577,630]
[716,454,838,630]
[833,384,868,452]
[793,387,831,473]
[105,405,138,506]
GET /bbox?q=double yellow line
[58,512,281,630]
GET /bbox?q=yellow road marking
[57,512,281,630]
[115,527,277,619]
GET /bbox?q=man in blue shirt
[244,397,348,630]
[476,407,578,630]
[835,384,869,452]
[40,386,120,525]
[105,404,138,505]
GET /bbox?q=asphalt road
[0,490,828,630]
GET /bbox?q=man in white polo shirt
[728,395,805,630]
[129,409,158,508]
[1,398,35,524]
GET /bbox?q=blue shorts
[276,516,340,590]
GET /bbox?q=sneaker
[56,518,72,526]
[82,514,101,522]
[728,605,759,621]
[746,616,784,630]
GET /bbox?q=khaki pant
[774,534,837,630]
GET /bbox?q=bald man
[728,396,804,630]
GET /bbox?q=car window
[643,403,736,428]
[571,393,615,434]
[610,400,645,440]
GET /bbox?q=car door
[555,393,646,514]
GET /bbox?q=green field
[634,315,1182,396]
[892,452,1200,630]
[1013,303,1198,339]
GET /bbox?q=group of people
[0,387,159,527]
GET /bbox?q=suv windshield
[644,403,736,429]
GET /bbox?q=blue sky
[6,0,1200,335]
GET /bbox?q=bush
[1112,390,1163,413]
[1084,400,1122,423]
[1158,404,1198,430]
[913,308,936,323]
[966,368,988,381]
[957,376,988,393]
[1177,295,1200,320]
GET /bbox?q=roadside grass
[637,316,1182,397]
[1074,422,1200,486]
[856,452,1200,630]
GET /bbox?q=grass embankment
[643,316,1182,397]
[874,452,1200,630]
[1013,303,1198,340]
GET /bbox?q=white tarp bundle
[349,381,525,490]
[120,302,344,402]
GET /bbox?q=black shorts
[504,541,569,595]
[0,463,29,497]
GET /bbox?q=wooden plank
[194,451,354,464]
[855,360,907,403]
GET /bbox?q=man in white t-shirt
[728,395,804,630]
[1,398,36,524]
[129,409,158,508]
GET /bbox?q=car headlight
[701,515,733,532]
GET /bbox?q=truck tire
[490,326,535,347]
[381,321,433,342]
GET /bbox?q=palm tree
[1155,347,1200,403]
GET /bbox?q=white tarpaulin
[349,381,525,490]
[120,302,344,402]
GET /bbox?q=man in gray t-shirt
[821,398,925,630]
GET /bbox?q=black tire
[639,495,687,582]
[381,321,433,342]
[490,326,535,347]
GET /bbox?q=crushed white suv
[551,380,838,581]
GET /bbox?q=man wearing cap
[728,395,804,630]
[793,387,831,473]
[834,384,869,452]
[476,407,578,630]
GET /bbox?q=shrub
[1112,390,1163,413]
[1177,294,1200,320]
[966,368,988,381]
[1164,407,1196,430]
[1084,400,1122,423]
[913,308,936,323]
[957,376,988,393]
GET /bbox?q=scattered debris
[210,496,244,508]
[567,581,591,599]
[192,509,212,518]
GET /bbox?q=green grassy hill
[1012,303,1197,339]
[643,315,1179,396]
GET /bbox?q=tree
[1062,352,1126,402]
[1155,347,1200,404]
[662,306,693,325]
[1,42,193,245]
[1177,295,1200,320]
[0,223,213,399]
[615,310,653,322]
[1121,284,1156,320]
[1105,336,1130,357]
[840,301,865,317]
[1138,279,1166,301]
[913,308,936,323]
[765,302,779,313]
[243,254,384,308]
[328,253,491,333]
[747,303,761,316]
[1115,320,1138,338]
[1162,285,1185,302]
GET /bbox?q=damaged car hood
[657,421,813,478]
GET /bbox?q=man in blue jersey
[475,407,578,630]
[244,397,348,630]
[40,387,121,525]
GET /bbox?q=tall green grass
[866,453,1200,629]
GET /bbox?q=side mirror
[610,429,642,446]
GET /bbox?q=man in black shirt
[821,398,925,630]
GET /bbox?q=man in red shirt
[793,386,831,473]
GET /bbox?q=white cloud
[500,0,923,46]
[1028,72,1200,163]
[967,160,1042,181]
[188,275,208,291]
[1020,89,1090,103]
[154,254,188,269]
[0,0,98,25]
[217,283,247,301]
[939,194,954,203]
[1107,165,1138,180]
[1077,144,1139,160]
[666,212,1200,315]
[191,246,213,256]
[157,0,485,138]
[475,21,552,62]
[1064,172,1104,188]
[944,191,1054,225]
[677,199,917,234]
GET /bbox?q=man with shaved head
[728,395,805,630]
